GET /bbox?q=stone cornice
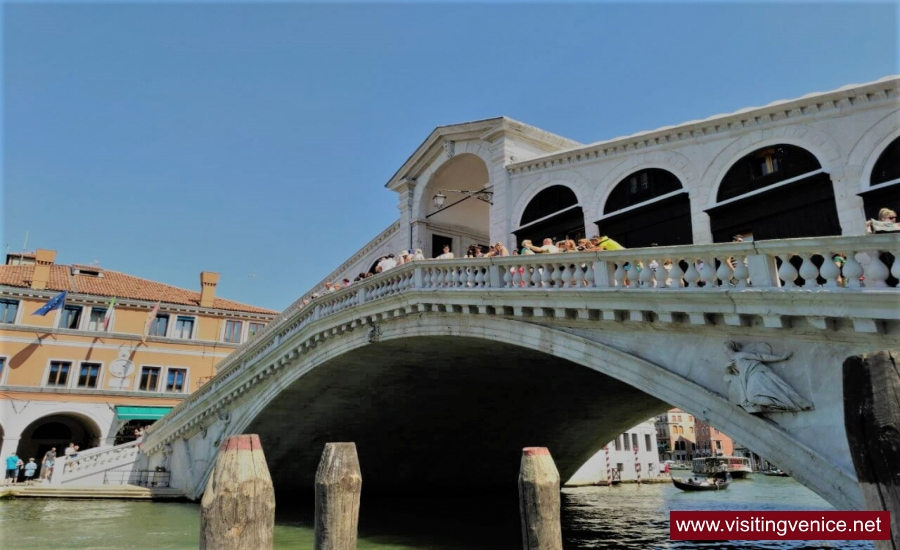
[507,76,900,175]
[0,384,190,400]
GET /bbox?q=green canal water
[0,476,874,549]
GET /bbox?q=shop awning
[115,406,173,421]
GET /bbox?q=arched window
[861,136,900,221]
[708,144,838,242]
[597,169,692,248]
[514,185,584,246]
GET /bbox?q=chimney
[31,249,57,290]
[199,271,220,308]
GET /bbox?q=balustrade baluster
[684,261,701,288]
[614,263,626,288]
[511,266,521,288]
[732,257,749,288]
[892,252,900,282]
[863,251,890,288]
[475,268,485,288]
[715,258,733,288]
[700,257,718,289]
[430,267,440,288]
[541,263,552,288]
[550,263,562,289]
[531,264,543,288]
[443,268,453,288]
[798,254,820,289]
[466,267,476,288]
[573,263,586,288]
[819,253,841,288]
[777,255,800,289]
[638,259,652,288]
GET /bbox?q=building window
[645,434,652,452]
[46,361,71,386]
[149,314,169,337]
[248,322,264,338]
[224,320,243,343]
[0,357,6,384]
[0,299,19,324]
[173,316,195,339]
[88,308,107,331]
[60,305,83,330]
[614,436,622,451]
[77,363,101,388]
[139,366,161,391]
[165,368,187,392]
[631,433,639,450]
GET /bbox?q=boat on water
[692,456,753,479]
[763,469,790,477]
[671,473,732,491]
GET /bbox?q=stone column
[830,167,867,235]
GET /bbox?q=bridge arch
[415,151,492,257]
[513,184,586,245]
[199,314,859,509]
[15,411,104,464]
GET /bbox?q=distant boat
[692,456,753,479]
[671,473,732,492]
[763,469,790,477]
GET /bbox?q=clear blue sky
[3,1,897,311]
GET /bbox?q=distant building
[0,249,278,464]
[567,419,660,484]
[694,418,735,458]
[655,408,697,463]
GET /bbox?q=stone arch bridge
[138,235,898,511]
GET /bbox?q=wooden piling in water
[843,350,900,550]
[200,434,275,550]
[315,442,362,550]
[518,446,563,550]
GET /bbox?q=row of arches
[514,138,898,247]
[2,414,104,468]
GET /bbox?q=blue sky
[3,1,897,311]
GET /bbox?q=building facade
[694,418,735,458]
[294,76,899,296]
[568,420,660,484]
[655,408,697,463]
[0,249,277,465]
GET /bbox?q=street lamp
[432,189,494,209]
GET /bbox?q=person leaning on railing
[866,207,900,234]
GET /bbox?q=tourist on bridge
[524,238,559,254]
[436,245,454,259]
[5,453,22,485]
[519,240,536,255]
[64,443,76,458]
[591,235,625,251]
[23,459,37,485]
[866,207,899,233]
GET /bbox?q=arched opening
[707,144,839,242]
[419,154,490,258]
[16,413,103,466]
[513,185,584,246]
[860,135,900,220]
[596,169,691,247]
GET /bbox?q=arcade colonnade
[302,77,900,291]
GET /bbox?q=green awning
[116,406,173,421]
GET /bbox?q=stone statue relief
[723,341,814,414]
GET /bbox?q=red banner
[670,511,890,541]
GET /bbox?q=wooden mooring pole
[518,447,563,550]
[200,434,275,550]
[315,442,362,550]
[843,350,900,550]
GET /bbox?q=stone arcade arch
[513,184,585,246]
[16,413,103,465]
[418,153,491,258]
[596,169,692,248]
[862,135,900,219]
[181,315,860,509]
[707,144,839,242]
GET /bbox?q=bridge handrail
[146,234,898,440]
[54,441,142,483]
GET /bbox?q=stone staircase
[3,484,184,500]
[51,440,145,486]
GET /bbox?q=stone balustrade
[52,440,142,486]
[145,234,899,447]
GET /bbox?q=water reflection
[0,476,874,549]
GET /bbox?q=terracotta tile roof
[0,264,277,315]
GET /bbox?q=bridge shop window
[148,314,169,337]
[76,362,101,389]
[46,361,72,387]
[514,185,585,246]
[60,305,83,330]
[708,144,839,242]
[0,299,19,324]
[139,366,161,391]
[860,135,900,221]
[597,169,692,248]
[173,316,195,340]
[224,320,243,343]
[165,368,187,393]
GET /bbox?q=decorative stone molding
[723,341,814,414]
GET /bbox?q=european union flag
[32,291,67,316]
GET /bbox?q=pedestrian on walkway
[23,459,37,485]
[5,453,22,485]
[41,448,56,480]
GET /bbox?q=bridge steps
[1,484,185,500]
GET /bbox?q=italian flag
[102,297,117,331]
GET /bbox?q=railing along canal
[146,234,899,443]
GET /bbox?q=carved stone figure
[723,341,813,414]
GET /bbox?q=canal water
[0,475,873,549]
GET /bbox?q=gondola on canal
[671,473,732,491]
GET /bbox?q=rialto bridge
[129,235,900,511]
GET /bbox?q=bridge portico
[140,235,899,511]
